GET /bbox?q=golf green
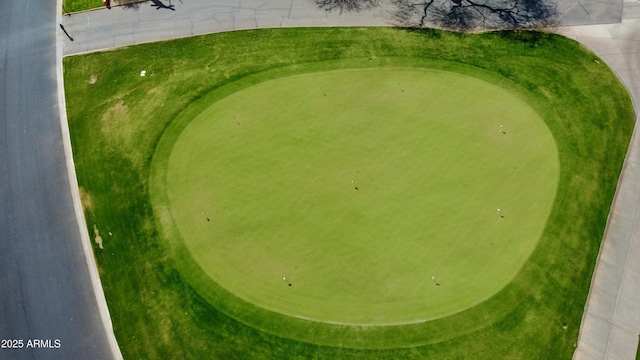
[162,68,559,325]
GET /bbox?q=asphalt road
[0,1,117,359]
[0,0,636,359]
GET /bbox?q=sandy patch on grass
[93,224,104,249]
[112,0,145,6]
[101,100,129,135]
[539,87,553,100]
[78,187,93,211]
[89,75,97,84]
[159,317,172,344]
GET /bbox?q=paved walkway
[60,0,629,55]
[559,3,640,357]
[60,0,395,55]
[57,0,640,358]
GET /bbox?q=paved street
[0,1,119,359]
[5,0,634,359]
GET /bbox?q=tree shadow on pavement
[313,0,558,31]
[112,0,145,9]
[150,0,176,10]
[392,0,558,31]
[122,2,142,10]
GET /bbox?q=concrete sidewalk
[559,3,640,357]
[59,0,627,56]
[60,0,394,56]
[57,0,640,359]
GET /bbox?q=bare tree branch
[392,0,557,31]
[310,0,555,31]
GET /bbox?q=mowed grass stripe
[160,68,559,325]
[65,28,634,357]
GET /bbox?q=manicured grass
[157,67,559,327]
[64,28,634,358]
[63,0,103,13]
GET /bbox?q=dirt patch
[78,187,93,211]
[112,0,147,6]
[93,224,104,249]
[539,87,553,100]
[89,75,97,84]
[101,100,129,134]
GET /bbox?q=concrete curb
[56,0,123,358]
